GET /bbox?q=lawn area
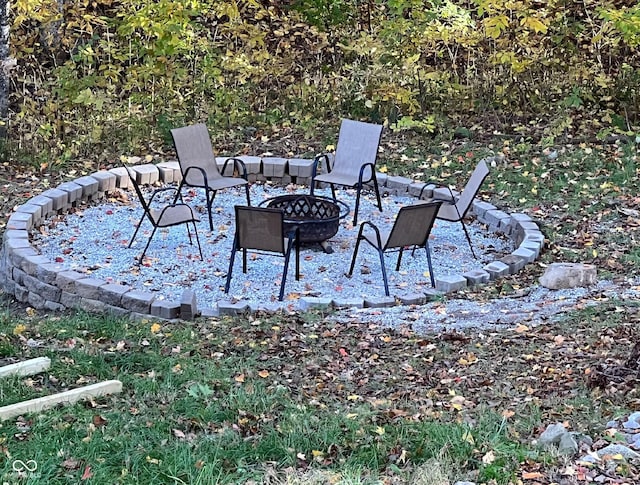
[1,136,639,484]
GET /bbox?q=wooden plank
[0,357,51,379]
[0,380,123,421]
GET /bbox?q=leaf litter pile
[31,183,513,310]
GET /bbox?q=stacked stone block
[1,155,546,320]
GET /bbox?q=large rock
[539,263,597,289]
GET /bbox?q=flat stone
[3,229,29,241]
[385,175,412,192]
[109,167,131,189]
[99,283,132,306]
[121,290,156,314]
[287,158,314,178]
[130,164,159,185]
[511,246,537,264]
[363,296,396,308]
[180,289,198,320]
[56,181,83,204]
[463,269,491,286]
[471,200,496,218]
[483,261,510,279]
[435,274,467,293]
[499,254,527,274]
[56,270,87,292]
[39,188,69,212]
[537,422,568,446]
[75,278,108,300]
[234,155,262,174]
[262,157,288,178]
[332,298,365,309]
[15,203,42,222]
[397,293,426,305]
[298,297,332,311]
[156,161,181,183]
[7,211,34,230]
[595,443,640,460]
[151,299,180,319]
[91,171,117,193]
[74,175,100,199]
[27,195,54,218]
[217,300,250,316]
[408,182,433,198]
[539,263,597,289]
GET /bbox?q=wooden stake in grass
[0,357,51,379]
[0,380,123,421]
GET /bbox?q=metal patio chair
[171,123,250,231]
[123,164,203,264]
[224,206,300,301]
[347,201,442,297]
[419,159,490,259]
[310,119,384,226]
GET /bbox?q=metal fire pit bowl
[260,194,349,253]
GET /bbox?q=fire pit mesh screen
[264,194,342,243]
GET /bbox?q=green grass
[1,296,637,484]
[1,140,639,483]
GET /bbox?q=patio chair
[347,200,442,297]
[310,119,384,226]
[224,206,300,301]
[171,123,250,231]
[419,159,490,259]
[123,164,203,264]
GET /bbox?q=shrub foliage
[10,0,640,164]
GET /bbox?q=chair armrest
[358,220,383,247]
[147,186,181,204]
[182,165,209,187]
[311,153,332,179]
[221,157,248,180]
[357,162,376,184]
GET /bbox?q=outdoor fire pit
[260,194,349,253]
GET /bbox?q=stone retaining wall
[0,155,545,320]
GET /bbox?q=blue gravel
[31,183,514,311]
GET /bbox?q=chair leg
[347,229,365,276]
[139,227,158,264]
[224,238,238,294]
[128,220,143,248]
[192,222,203,260]
[371,174,383,212]
[244,184,251,206]
[353,184,362,226]
[242,248,247,273]
[424,241,435,287]
[206,189,218,231]
[295,234,300,280]
[376,248,390,297]
[460,220,478,259]
[279,239,295,301]
[395,248,404,271]
[330,184,337,203]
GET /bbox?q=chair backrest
[170,123,222,185]
[332,119,383,176]
[122,164,152,217]
[234,206,285,253]
[454,159,490,218]
[385,201,442,250]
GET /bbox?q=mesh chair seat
[348,201,442,297]
[171,123,251,230]
[310,119,384,225]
